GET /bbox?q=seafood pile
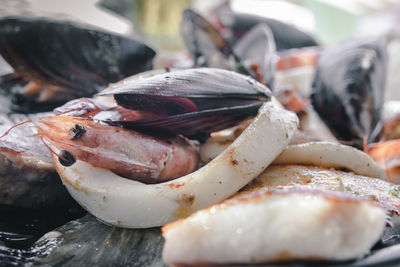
[2,3,400,267]
[0,15,155,248]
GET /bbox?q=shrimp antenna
[0,120,32,139]
[39,135,68,162]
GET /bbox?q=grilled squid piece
[274,142,385,179]
[202,140,385,180]
[43,102,298,228]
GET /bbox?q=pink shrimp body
[35,116,199,183]
[367,140,400,184]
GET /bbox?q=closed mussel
[98,68,271,139]
[311,37,387,148]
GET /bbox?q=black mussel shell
[107,103,262,140]
[180,9,257,81]
[0,16,156,97]
[0,72,74,113]
[98,68,271,139]
[217,11,319,51]
[233,23,276,88]
[311,37,387,147]
[181,9,236,68]
[99,68,270,99]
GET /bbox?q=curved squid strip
[274,142,385,179]
[51,102,298,228]
[202,140,384,179]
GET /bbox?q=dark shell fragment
[98,68,271,138]
[0,16,156,102]
[311,37,387,147]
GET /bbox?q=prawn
[35,116,199,184]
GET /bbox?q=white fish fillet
[162,188,386,265]
[162,164,393,265]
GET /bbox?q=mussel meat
[311,37,387,148]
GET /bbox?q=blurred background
[0,0,400,97]
[2,0,400,46]
[1,2,400,66]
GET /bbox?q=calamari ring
[52,102,298,228]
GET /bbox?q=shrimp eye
[69,124,86,140]
[59,150,76,166]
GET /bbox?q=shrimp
[367,140,400,184]
[35,116,199,184]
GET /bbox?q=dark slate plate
[32,214,166,267]
[1,213,400,267]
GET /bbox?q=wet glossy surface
[0,213,399,266]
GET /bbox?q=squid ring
[52,102,298,228]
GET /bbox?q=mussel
[311,37,388,148]
[180,9,275,86]
[216,9,319,51]
[180,9,236,69]
[98,68,271,140]
[0,16,156,112]
[233,23,276,87]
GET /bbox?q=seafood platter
[2,2,400,266]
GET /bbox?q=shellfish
[35,69,297,228]
[311,37,387,148]
[0,16,156,112]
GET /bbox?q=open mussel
[311,37,387,148]
[0,16,156,112]
[180,9,275,86]
[233,23,276,87]
[181,9,236,69]
[97,68,271,140]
